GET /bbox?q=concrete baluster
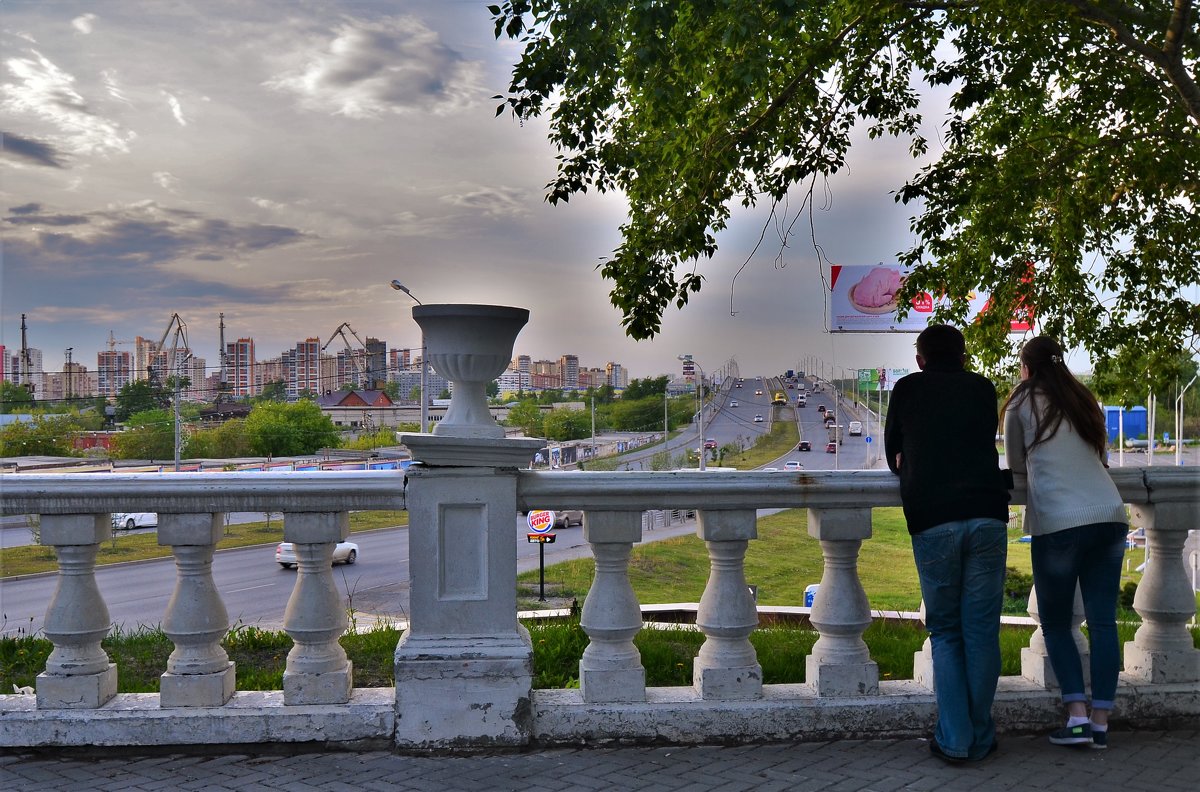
[282,512,352,705]
[36,514,118,709]
[580,511,646,703]
[693,509,761,700]
[805,507,879,696]
[159,513,235,707]
[1124,503,1200,682]
[913,600,935,689]
[1020,583,1089,689]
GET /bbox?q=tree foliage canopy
[244,401,341,457]
[494,1,1199,391]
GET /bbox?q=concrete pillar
[579,511,646,703]
[693,509,761,700]
[394,434,543,749]
[1124,503,1200,683]
[805,507,879,696]
[159,513,236,707]
[1020,584,1089,690]
[282,512,353,705]
[36,514,118,709]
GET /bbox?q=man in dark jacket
[884,324,1010,764]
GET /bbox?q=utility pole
[19,314,32,395]
[64,347,73,402]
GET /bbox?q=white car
[753,414,764,422]
[784,461,803,471]
[729,400,739,407]
[111,512,158,530]
[848,421,863,436]
[276,541,359,569]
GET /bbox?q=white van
[848,421,863,436]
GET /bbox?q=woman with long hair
[1003,336,1127,750]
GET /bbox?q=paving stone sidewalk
[2,729,1196,791]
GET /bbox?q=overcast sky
[2,0,936,382]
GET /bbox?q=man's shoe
[929,740,967,764]
[971,739,1000,761]
[1089,729,1107,750]
[1048,723,1092,746]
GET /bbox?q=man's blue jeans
[912,518,1008,760]
[1030,522,1127,710]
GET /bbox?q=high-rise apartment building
[133,336,158,382]
[365,337,386,387]
[227,338,257,397]
[97,350,132,397]
[286,338,322,398]
[559,355,579,390]
[606,362,627,389]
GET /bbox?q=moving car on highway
[111,512,157,531]
[276,540,359,568]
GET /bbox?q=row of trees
[503,376,701,441]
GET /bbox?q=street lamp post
[390,280,428,433]
[678,354,706,471]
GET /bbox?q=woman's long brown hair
[1001,336,1107,458]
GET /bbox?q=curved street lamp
[390,280,428,433]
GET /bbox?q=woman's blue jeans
[912,518,1008,760]
[1030,522,1127,710]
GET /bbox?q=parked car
[753,414,764,423]
[276,540,359,569]
[784,461,803,471]
[111,512,157,531]
[825,442,838,453]
[848,421,863,436]
[553,510,584,529]
[797,440,812,452]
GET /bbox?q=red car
[825,442,837,453]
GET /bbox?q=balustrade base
[35,664,117,709]
[283,664,354,706]
[580,667,647,703]
[160,664,236,708]
[913,643,934,690]
[806,658,879,697]
[1020,647,1092,690]
[1123,643,1200,684]
[394,632,533,749]
[694,663,763,700]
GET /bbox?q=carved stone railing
[1,463,1196,750]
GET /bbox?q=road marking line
[226,583,275,593]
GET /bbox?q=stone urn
[412,304,529,439]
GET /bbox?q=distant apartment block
[97,350,132,397]
[559,354,579,390]
[227,338,258,397]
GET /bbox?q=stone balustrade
[1,462,1196,750]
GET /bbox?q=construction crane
[322,322,374,389]
[106,330,133,352]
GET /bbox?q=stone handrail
[0,463,1196,751]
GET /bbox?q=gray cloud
[9,202,43,214]
[5,202,307,267]
[5,212,89,226]
[1,131,67,167]
[265,16,482,118]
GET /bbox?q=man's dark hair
[915,324,965,366]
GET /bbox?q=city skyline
[3,1,969,381]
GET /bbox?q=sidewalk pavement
[3,728,1196,791]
